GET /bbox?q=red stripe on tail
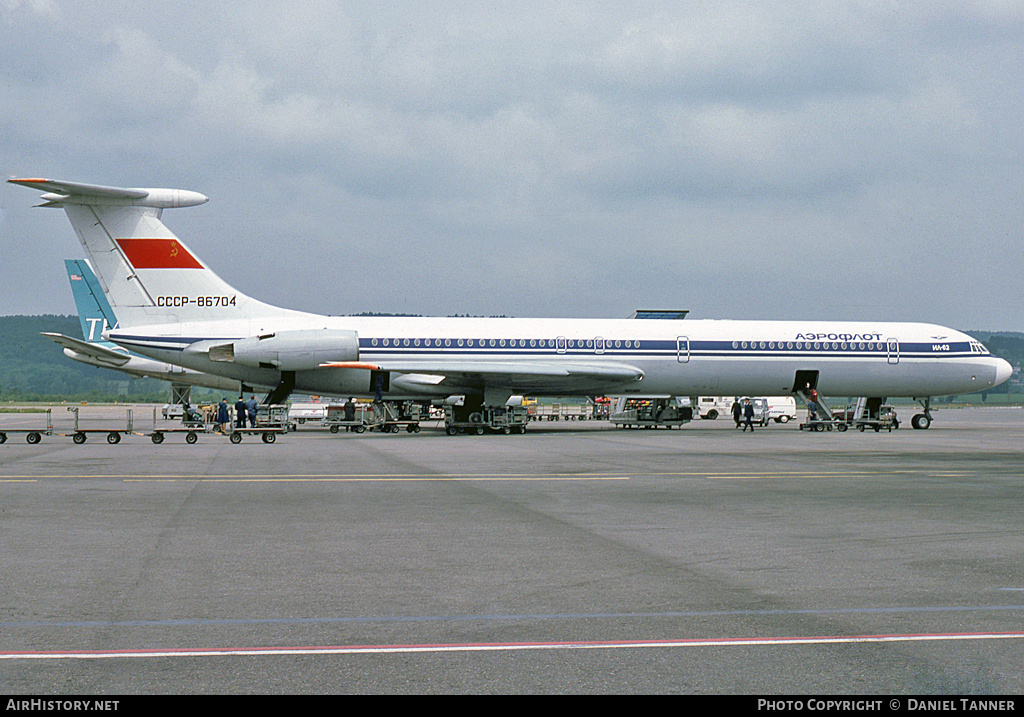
[116,239,203,269]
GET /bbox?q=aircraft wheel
[186,431,198,444]
[151,433,164,445]
[261,432,275,444]
[911,414,931,430]
[74,432,87,444]
[230,432,242,444]
[107,432,121,444]
[27,432,41,444]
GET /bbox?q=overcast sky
[2,1,1022,331]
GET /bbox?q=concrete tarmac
[1,406,1022,694]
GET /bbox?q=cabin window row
[732,340,888,351]
[367,338,643,349]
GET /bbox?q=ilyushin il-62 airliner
[10,178,1012,432]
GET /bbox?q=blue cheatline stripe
[110,332,981,359]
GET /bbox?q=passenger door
[677,336,690,363]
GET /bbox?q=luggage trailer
[63,406,138,444]
[0,407,137,445]
[324,402,424,434]
[0,409,54,444]
[147,405,289,444]
[443,404,529,435]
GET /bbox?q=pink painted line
[3,631,1024,660]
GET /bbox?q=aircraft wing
[41,332,131,367]
[323,359,645,394]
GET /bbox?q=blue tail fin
[66,259,118,341]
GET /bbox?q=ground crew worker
[742,398,755,432]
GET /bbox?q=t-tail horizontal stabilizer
[7,178,208,208]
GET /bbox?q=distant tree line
[0,316,169,403]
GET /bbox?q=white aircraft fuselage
[109,314,1008,400]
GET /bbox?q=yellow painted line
[123,474,631,482]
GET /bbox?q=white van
[696,396,734,420]
[289,402,328,424]
[737,396,797,426]
[766,396,797,423]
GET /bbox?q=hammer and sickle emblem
[170,242,179,258]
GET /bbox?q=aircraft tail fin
[11,178,296,328]
[66,259,117,341]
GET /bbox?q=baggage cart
[369,402,421,434]
[0,409,54,444]
[225,404,289,443]
[62,406,136,444]
[148,404,288,444]
[147,405,215,444]
[323,402,372,433]
[443,405,528,435]
[609,399,692,429]
[798,417,849,432]
[854,404,899,432]
[559,403,590,421]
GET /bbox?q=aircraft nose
[993,357,1013,387]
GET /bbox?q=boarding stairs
[795,389,834,422]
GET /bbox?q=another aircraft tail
[10,178,298,328]
[66,259,117,340]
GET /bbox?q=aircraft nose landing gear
[911,398,933,429]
